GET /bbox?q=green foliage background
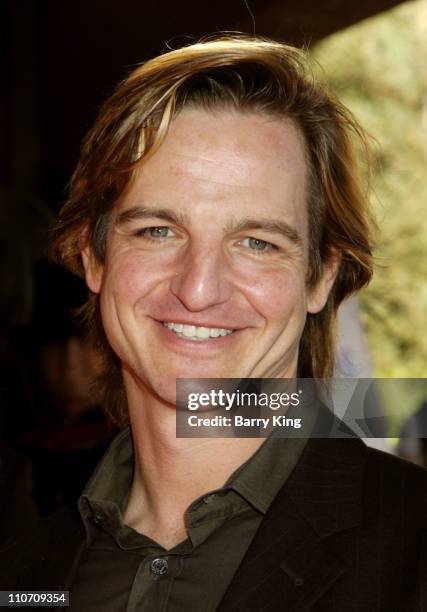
[313,0,427,383]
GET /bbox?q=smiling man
[86,110,328,401]
[1,36,426,611]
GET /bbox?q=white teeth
[163,321,234,340]
[182,325,196,337]
[196,327,210,339]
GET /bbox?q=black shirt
[71,428,307,611]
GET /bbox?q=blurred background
[1,0,426,541]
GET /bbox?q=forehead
[116,108,309,231]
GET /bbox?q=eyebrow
[115,206,302,246]
[115,206,190,227]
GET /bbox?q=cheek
[103,251,168,302]
[242,268,307,321]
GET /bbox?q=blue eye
[249,238,268,250]
[146,227,170,238]
[135,226,173,239]
[133,226,175,242]
[242,237,274,252]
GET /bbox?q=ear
[81,243,103,294]
[307,251,341,314]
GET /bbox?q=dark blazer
[1,438,426,611]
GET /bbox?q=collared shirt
[71,428,307,611]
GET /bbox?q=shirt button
[150,557,169,576]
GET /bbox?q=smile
[162,321,234,341]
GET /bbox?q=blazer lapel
[218,437,368,612]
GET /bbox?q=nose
[170,242,233,312]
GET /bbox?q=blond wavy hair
[51,36,376,426]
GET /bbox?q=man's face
[83,108,336,404]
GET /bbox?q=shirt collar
[225,436,308,514]
[78,426,307,537]
[78,426,133,535]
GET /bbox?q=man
[1,36,426,611]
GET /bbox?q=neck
[122,370,264,547]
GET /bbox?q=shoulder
[305,436,427,487]
[0,504,85,590]
[294,437,427,521]
[363,445,427,517]
[364,444,427,491]
[366,443,427,475]
[293,440,427,578]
